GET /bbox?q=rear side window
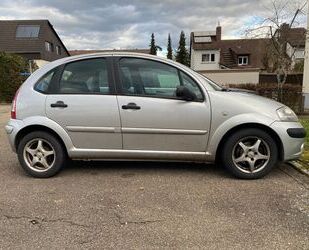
[34,70,55,93]
[59,58,109,94]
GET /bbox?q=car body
[5,52,306,178]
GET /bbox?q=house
[190,26,270,71]
[278,23,306,66]
[190,24,306,85]
[70,49,150,56]
[190,26,268,84]
[0,20,69,68]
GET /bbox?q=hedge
[0,52,29,103]
[228,83,303,114]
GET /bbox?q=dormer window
[16,25,40,38]
[238,55,249,65]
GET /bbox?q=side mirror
[176,86,197,101]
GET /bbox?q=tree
[175,31,190,66]
[246,0,307,101]
[149,33,157,55]
[167,33,173,60]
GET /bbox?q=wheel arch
[215,123,284,163]
[15,125,68,156]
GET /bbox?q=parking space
[0,104,308,249]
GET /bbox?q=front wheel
[17,131,66,178]
[221,128,278,179]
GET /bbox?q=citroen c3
[5,52,306,178]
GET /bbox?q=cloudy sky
[0,0,307,52]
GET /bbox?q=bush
[0,52,29,103]
[228,83,303,114]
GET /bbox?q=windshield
[194,72,223,91]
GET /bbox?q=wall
[34,59,49,68]
[303,4,309,109]
[198,69,260,85]
[191,49,220,71]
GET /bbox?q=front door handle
[122,103,141,110]
[50,101,68,108]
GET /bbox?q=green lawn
[299,117,309,161]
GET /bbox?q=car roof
[63,52,172,65]
[38,52,190,77]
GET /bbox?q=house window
[238,56,249,65]
[45,41,54,52]
[16,25,40,38]
[202,53,215,63]
[56,46,61,55]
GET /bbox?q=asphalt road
[0,104,308,249]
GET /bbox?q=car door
[44,57,122,150]
[115,57,211,160]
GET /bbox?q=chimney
[216,25,222,41]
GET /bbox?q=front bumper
[270,121,305,161]
[5,119,24,153]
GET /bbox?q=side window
[180,71,204,101]
[59,58,109,94]
[34,70,55,93]
[119,58,180,98]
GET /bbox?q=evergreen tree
[167,34,173,60]
[149,33,157,55]
[175,31,190,66]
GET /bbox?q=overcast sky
[0,0,307,51]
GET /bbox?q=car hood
[208,90,285,121]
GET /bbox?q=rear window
[34,70,55,93]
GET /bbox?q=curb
[288,160,309,176]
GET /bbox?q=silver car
[5,52,305,179]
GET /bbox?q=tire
[221,128,278,179]
[17,131,66,178]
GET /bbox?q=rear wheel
[17,131,66,178]
[221,128,278,179]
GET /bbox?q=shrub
[228,83,303,114]
[0,52,29,103]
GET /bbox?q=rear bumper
[4,119,24,153]
[270,121,305,161]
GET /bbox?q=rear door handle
[50,101,68,108]
[122,103,141,110]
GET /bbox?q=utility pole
[303,2,309,111]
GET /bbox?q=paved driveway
[0,104,308,249]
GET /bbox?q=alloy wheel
[23,138,56,172]
[232,136,270,174]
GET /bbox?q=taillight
[11,88,20,119]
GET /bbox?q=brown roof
[285,27,306,47]
[69,49,150,56]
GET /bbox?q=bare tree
[246,0,307,101]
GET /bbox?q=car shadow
[63,160,230,178]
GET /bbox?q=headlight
[276,106,298,122]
